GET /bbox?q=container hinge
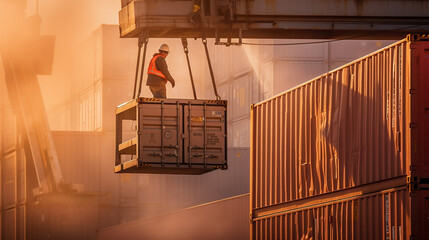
[407,175,420,184]
[249,212,253,223]
[409,88,418,94]
[407,175,420,191]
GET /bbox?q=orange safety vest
[147,55,167,81]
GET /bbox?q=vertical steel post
[137,33,149,98]
[161,100,164,166]
[133,37,143,99]
[176,101,180,165]
[188,102,192,167]
[203,102,207,167]
[136,102,140,162]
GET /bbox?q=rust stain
[353,0,365,15]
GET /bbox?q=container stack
[250,35,429,239]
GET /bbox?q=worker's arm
[156,57,175,87]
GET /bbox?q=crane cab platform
[115,97,227,175]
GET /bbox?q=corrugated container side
[251,40,409,209]
[27,199,101,240]
[273,60,326,95]
[2,152,16,207]
[97,194,250,240]
[231,73,252,121]
[252,187,424,240]
[3,208,15,240]
[1,106,16,150]
[213,45,231,84]
[231,118,250,148]
[231,45,253,77]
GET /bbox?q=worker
[190,0,202,26]
[146,44,175,98]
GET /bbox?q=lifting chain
[202,37,221,100]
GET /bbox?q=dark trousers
[149,84,167,98]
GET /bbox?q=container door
[138,102,182,164]
[184,103,227,165]
[416,41,429,177]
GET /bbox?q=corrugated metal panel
[101,25,137,82]
[3,208,15,240]
[231,118,250,148]
[274,40,326,60]
[102,80,134,131]
[251,39,409,209]
[2,152,16,207]
[120,0,132,8]
[231,45,253,77]
[329,40,395,62]
[258,61,273,100]
[98,194,250,240]
[26,195,102,240]
[1,106,16,150]
[213,45,231,84]
[52,131,122,201]
[273,61,326,95]
[252,187,417,240]
[17,148,25,204]
[251,36,429,239]
[18,205,25,240]
[260,40,274,63]
[231,73,252,121]
[272,40,397,96]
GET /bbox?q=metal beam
[119,0,429,39]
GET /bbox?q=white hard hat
[159,44,170,53]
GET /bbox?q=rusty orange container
[252,185,429,239]
[250,35,429,239]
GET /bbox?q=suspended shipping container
[115,97,227,174]
[250,34,429,239]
